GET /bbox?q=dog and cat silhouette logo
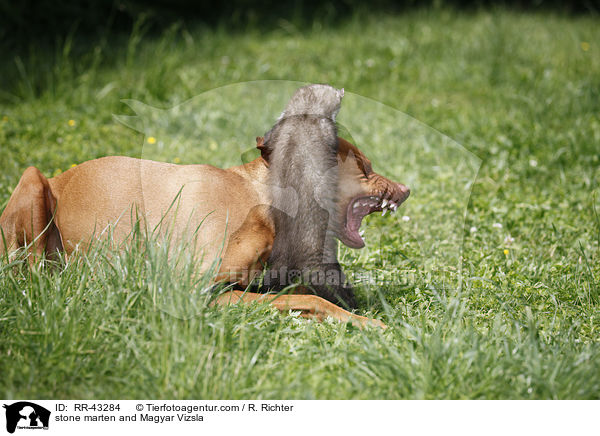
[3,402,50,433]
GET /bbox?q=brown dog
[0,137,409,328]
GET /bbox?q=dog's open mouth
[339,188,410,248]
[339,196,396,248]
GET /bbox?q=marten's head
[256,136,410,249]
[279,84,344,121]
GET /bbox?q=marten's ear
[256,136,271,164]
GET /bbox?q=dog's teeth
[382,209,387,217]
[381,199,388,208]
[353,202,360,211]
[390,202,397,212]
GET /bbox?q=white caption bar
[0,400,595,436]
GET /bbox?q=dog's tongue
[340,197,381,248]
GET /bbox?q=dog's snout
[397,183,410,200]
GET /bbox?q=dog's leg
[211,290,386,329]
[0,167,62,263]
[216,205,274,285]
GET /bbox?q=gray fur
[262,84,356,309]
[278,84,344,120]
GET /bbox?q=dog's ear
[256,135,272,164]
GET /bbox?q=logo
[3,402,50,434]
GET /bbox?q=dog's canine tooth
[353,202,360,211]
[381,199,388,208]
[390,202,397,212]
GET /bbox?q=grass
[1,8,599,399]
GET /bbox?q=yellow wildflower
[68,119,76,127]
[147,136,157,144]
[503,249,509,255]
[173,157,181,164]
[71,163,77,168]
[581,42,590,51]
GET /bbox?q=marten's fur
[260,84,356,309]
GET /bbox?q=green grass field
[1,8,599,399]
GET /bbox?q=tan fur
[0,137,407,328]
